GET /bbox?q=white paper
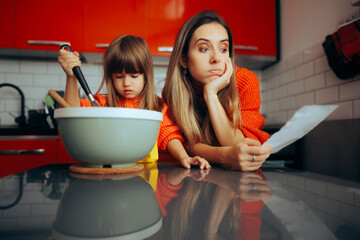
[263,105,338,153]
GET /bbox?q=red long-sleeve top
[235,66,269,143]
[80,95,184,150]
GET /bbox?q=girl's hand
[180,156,211,170]
[58,49,81,78]
[204,57,233,96]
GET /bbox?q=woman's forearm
[190,139,271,171]
[189,143,226,165]
[204,90,244,146]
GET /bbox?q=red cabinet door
[147,0,277,57]
[219,0,277,56]
[0,139,57,178]
[147,0,202,56]
[0,0,14,48]
[14,0,84,51]
[83,0,146,53]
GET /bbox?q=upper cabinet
[212,0,277,57]
[147,0,200,56]
[83,0,146,52]
[14,0,84,51]
[147,0,277,58]
[0,0,278,68]
[0,0,14,48]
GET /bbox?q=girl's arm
[58,49,81,107]
[167,139,211,169]
[203,58,244,146]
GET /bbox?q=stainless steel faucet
[0,83,27,127]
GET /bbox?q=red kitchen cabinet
[5,0,277,66]
[0,139,57,178]
[219,0,277,56]
[57,139,78,163]
[0,0,14,48]
[83,0,146,53]
[147,0,211,56]
[147,0,277,57]
[14,0,84,51]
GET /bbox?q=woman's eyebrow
[195,38,229,44]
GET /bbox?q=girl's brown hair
[162,10,240,145]
[96,35,162,111]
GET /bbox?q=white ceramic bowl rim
[54,107,163,121]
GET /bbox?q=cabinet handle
[28,40,71,47]
[95,43,109,48]
[0,149,45,155]
[158,46,258,52]
[158,46,173,52]
[234,45,258,51]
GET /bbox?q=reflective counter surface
[0,162,360,240]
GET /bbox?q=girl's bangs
[109,42,145,74]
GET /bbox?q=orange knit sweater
[80,95,184,150]
[235,66,269,143]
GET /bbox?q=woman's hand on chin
[204,57,233,97]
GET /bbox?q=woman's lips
[209,69,223,75]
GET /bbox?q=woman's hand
[180,156,211,170]
[58,49,81,78]
[224,138,272,171]
[203,57,233,96]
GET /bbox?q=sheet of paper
[263,105,338,153]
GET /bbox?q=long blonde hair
[96,35,162,111]
[162,10,240,145]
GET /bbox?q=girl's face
[183,23,230,85]
[112,71,145,99]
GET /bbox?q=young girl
[58,35,210,169]
[162,10,272,171]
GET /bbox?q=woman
[162,10,272,171]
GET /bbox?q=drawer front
[0,139,57,178]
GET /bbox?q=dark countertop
[0,162,360,239]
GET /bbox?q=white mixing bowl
[54,107,163,168]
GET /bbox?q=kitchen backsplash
[260,40,360,126]
[0,59,167,126]
[1,42,359,127]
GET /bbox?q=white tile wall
[0,59,167,126]
[261,41,360,125]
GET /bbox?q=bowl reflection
[53,173,162,240]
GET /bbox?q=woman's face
[112,71,145,99]
[183,23,230,85]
